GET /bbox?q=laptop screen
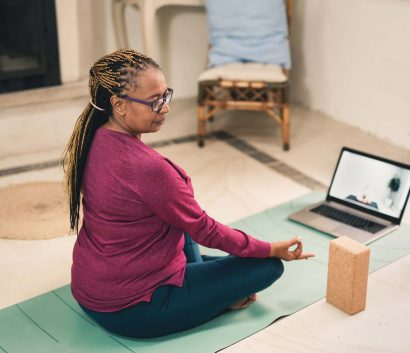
[328,149,410,219]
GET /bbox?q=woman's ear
[110,95,127,117]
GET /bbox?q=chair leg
[282,105,290,151]
[197,105,206,147]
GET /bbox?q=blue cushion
[205,0,291,69]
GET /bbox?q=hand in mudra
[270,236,315,261]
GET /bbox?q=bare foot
[229,294,257,310]
[248,293,257,303]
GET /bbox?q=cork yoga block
[326,236,370,315]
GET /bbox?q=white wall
[102,2,209,99]
[291,0,410,150]
[55,0,208,99]
[55,0,111,83]
[55,0,81,83]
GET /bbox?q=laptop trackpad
[311,217,339,231]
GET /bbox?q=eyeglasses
[121,88,173,113]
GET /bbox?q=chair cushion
[205,0,291,69]
[198,62,287,83]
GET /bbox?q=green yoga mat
[1,192,409,353]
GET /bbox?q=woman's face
[113,67,170,136]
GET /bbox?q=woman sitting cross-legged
[62,49,315,339]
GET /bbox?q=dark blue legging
[80,234,284,338]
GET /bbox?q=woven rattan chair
[197,0,292,150]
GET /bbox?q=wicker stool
[197,62,290,150]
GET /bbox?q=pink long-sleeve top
[71,127,271,312]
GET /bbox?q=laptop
[288,147,410,244]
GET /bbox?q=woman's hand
[269,236,315,261]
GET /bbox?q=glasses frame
[121,88,173,113]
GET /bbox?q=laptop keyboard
[310,204,387,234]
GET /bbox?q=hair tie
[89,99,105,111]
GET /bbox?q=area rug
[1,192,409,353]
[0,181,70,239]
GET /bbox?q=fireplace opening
[0,0,60,94]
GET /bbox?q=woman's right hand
[269,236,315,261]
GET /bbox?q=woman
[62,49,314,338]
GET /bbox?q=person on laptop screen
[346,184,379,209]
[332,152,409,217]
[288,147,410,245]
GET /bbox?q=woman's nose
[161,101,170,113]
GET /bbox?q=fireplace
[0,0,60,94]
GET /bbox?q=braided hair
[61,49,160,234]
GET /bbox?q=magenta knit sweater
[71,127,271,312]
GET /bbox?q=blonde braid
[61,49,160,234]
